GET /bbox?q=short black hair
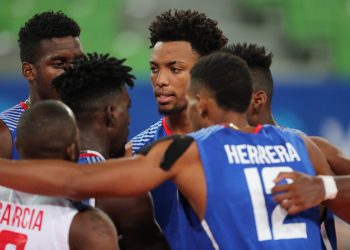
[221,43,274,105]
[149,9,228,56]
[52,53,135,114]
[18,11,81,63]
[17,100,77,159]
[190,52,252,113]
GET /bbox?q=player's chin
[157,104,179,115]
[111,147,126,159]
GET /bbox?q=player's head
[149,9,228,115]
[53,53,135,158]
[187,52,252,130]
[18,11,83,103]
[16,100,79,162]
[221,43,273,125]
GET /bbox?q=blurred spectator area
[0,0,350,77]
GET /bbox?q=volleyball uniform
[78,150,105,207]
[0,101,29,160]
[187,124,323,249]
[0,187,78,250]
[279,126,337,250]
[78,150,105,164]
[131,117,213,250]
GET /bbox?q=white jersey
[0,187,78,250]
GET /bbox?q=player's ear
[22,62,36,82]
[105,105,117,128]
[65,142,79,162]
[251,90,267,113]
[197,94,209,119]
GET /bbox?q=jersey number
[0,230,28,250]
[244,167,307,241]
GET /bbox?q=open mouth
[155,90,175,104]
[157,94,174,104]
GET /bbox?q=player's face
[186,81,205,131]
[109,87,131,158]
[29,36,83,102]
[150,41,200,115]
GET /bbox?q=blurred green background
[1,0,350,79]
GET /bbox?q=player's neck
[165,111,193,135]
[29,91,40,106]
[220,117,252,131]
[260,111,277,126]
[79,129,110,159]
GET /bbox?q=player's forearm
[322,176,350,223]
[70,156,170,198]
[0,159,82,198]
[332,176,350,200]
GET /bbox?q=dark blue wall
[1,77,350,155]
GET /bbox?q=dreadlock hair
[221,43,274,105]
[52,53,135,115]
[190,52,252,113]
[149,9,228,56]
[18,11,81,63]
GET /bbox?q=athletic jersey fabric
[131,117,176,229]
[78,150,105,207]
[0,102,28,159]
[0,187,78,250]
[78,150,105,164]
[131,117,213,249]
[279,126,336,250]
[188,124,323,249]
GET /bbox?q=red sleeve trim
[253,124,263,134]
[19,101,29,110]
[162,117,173,136]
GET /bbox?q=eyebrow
[150,60,184,66]
[49,56,69,61]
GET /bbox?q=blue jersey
[279,126,336,250]
[78,150,105,164]
[131,117,213,250]
[0,102,28,159]
[189,124,322,249]
[78,150,105,206]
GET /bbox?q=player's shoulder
[276,125,307,136]
[0,103,25,118]
[131,119,163,153]
[0,103,26,131]
[132,119,163,141]
[70,206,119,250]
[189,125,225,140]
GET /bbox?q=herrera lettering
[224,143,301,164]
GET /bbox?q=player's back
[190,124,323,249]
[0,187,78,250]
[0,102,28,159]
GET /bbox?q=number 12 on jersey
[244,167,307,241]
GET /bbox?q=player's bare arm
[310,136,350,175]
[0,137,181,199]
[0,120,12,159]
[272,135,350,222]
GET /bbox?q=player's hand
[272,171,325,214]
[124,141,133,157]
